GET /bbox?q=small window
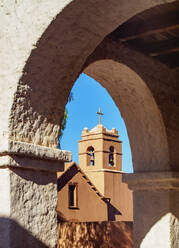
[109,146,114,166]
[69,184,78,208]
[87,147,95,166]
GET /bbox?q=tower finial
[97,107,104,125]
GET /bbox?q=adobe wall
[104,172,133,221]
[58,221,133,248]
[83,170,133,221]
[57,171,108,222]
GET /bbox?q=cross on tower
[97,107,104,125]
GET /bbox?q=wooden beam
[120,24,179,42]
[155,51,179,68]
[150,47,179,57]
[144,37,179,53]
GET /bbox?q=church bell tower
[78,108,122,195]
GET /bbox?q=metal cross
[97,107,104,125]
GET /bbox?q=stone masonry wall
[9,168,57,248]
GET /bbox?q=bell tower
[78,108,122,195]
[78,108,133,221]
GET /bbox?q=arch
[109,146,115,167]
[84,60,169,172]
[87,146,95,166]
[1,0,176,150]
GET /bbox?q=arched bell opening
[87,146,95,166]
[109,146,115,167]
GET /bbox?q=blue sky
[60,73,133,173]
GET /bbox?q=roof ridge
[59,162,110,203]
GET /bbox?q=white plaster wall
[0,169,11,248]
[140,213,171,248]
[171,217,179,248]
[0,169,10,216]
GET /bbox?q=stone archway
[0,0,175,149]
[0,0,178,247]
[84,60,169,173]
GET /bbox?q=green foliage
[59,92,74,147]
[59,108,68,140]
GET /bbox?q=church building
[57,109,133,222]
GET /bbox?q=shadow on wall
[10,164,57,185]
[107,202,122,221]
[58,221,133,248]
[0,217,48,248]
